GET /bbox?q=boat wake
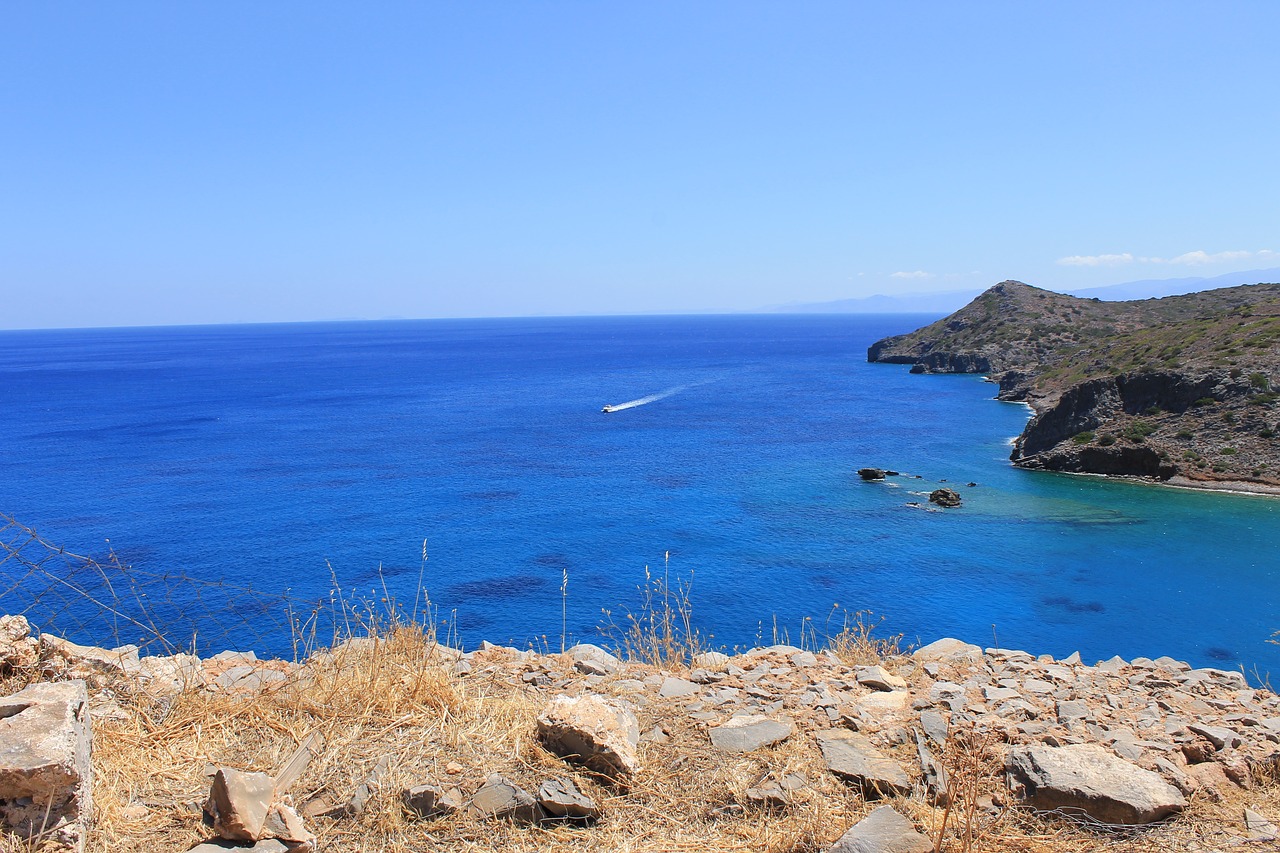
[602,381,708,413]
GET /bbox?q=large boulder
[816,730,912,798]
[537,694,640,781]
[1006,743,1186,824]
[825,805,933,853]
[0,680,93,852]
[858,468,887,481]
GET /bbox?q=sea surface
[1,315,1278,677]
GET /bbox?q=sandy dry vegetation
[4,625,1280,853]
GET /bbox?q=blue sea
[1,315,1277,677]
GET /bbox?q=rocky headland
[4,615,1280,852]
[868,280,1280,492]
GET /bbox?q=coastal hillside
[868,280,1280,489]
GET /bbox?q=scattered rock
[928,488,962,508]
[825,805,932,853]
[709,715,794,753]
[401,783,463,819]
[1244,807,1279,841]
[567,643,621,676]
[0,680,93,852]
[1006,743,1186,824]
[466,774,543,824]
[658,676,700,698]
[537,777,600,821]
[39,635,140,682]
[912,638,983,665]
[693,651,730,669]
[855,665,907,692]
[205,768,274,841]
[537,694,640,781]
[0,615,39,671]
[816,730,912,798]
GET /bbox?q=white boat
[601,405,616,413]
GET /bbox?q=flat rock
[825,805,933,853]
[537,777,599,821]
[1007,743,1185,824]
[912,638,982,665]
[855,665,907,692]
[709,715,793,753]
[816,730,912,798]
[1245,807,1279,841]
[466,774,542,824]
[537,694,640,781]
[658,676,700,698]
[693,651,731,669]
[567,643,621,676]
[39,635,140,679]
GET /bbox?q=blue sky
[3,2,1278,328]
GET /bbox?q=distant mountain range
[769,268,1280,314]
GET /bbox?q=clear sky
[3,2,1278,329]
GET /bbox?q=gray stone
[401,783,462,819]
[918,710,948,747]
[137,652,205,694]
[709,715,794,753]
[0,680,92,852]
[1056,699,1091,723]
[817,730,912,798]
[1187,722,1242,751]
[858,468,887,480]
[855,665,907,692]
[825,805,932,853]
[205,767,274,841]
[791,651,819,668]
[567,643,620,676]
[693,651,730,669]
[913,638,982,665]
[1244,807,1279,841]
[466,774,543,823]
[658,676,700,698]
[537,694,640,781]
[1007,743,1185,824]
[537,777,599,821]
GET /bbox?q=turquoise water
[0,315,1276,675]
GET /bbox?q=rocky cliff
[869,280,1280,490]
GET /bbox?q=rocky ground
[5,614,1280,852]
[868,280,1280,492]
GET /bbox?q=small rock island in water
[869,279,1280,493]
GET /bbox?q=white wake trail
[603,384,690,412]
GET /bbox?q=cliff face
[869,280,1280,488]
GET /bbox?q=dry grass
[16,624,1261,853]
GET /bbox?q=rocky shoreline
[5,614,1280,852]
[868,280,1280,495]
